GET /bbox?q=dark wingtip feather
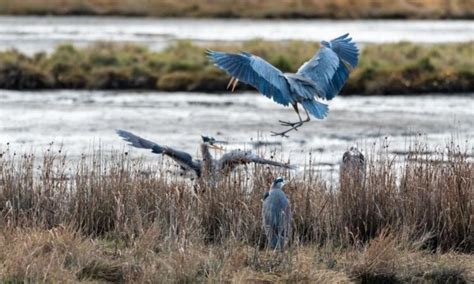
[205,49,216,56]
[116,129,130,140]
[115,129,157,150]
[338,33,350,39]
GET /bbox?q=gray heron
[207,33,359,137]
[340,147,365,188]
[262,177,292,251]
[116,129,293,179]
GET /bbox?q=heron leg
[302,107,311,122]
[271,105,312,137]
[271,122,307,137]
[226,77,235,89]
[226,77,239,92]
[278,104,303,127]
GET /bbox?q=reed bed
[0,140,472,282]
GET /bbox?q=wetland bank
[0,7,473,283]
[0,138,472,282]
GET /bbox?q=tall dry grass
[0,139,471,251]
[0,139,472,281]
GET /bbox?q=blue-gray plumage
[116,130,293,179]
[207,33,359,137]
[262,177,292,251]
[116,129,202,176]
[340,147,365,186]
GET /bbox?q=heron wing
[116,129,199,173]
[217,150,293,170]
[207,50,293,106]
[330,33,359,68]
[297,33,358,100]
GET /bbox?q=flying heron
[116,129,293,179]
[207,33,359,137]
[262,177,292,251]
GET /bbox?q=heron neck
[270,186,284,193]
[200,143,213,171]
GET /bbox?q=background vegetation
[0,139,472,282]
[0,0,473,19]
[0,40,473,94]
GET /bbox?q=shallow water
[1,90,472,174]
[0,16,473,54]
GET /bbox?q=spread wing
[216,150,293,171]
[207,50,293,106]
[297,33,359,100]
[116,129,201,175]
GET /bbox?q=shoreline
[0,40,472,94]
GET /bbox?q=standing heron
[262,177,292,251]
[207,33,359,137]
[340,147,365,185]
[116,129,292,179]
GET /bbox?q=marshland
[0,1,473,283]
[0,138,472,282]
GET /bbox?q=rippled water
[1,90,472,173]
[1,16,473,54]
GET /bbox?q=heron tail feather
[301,100,328,120]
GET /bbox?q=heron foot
[278,120,301,127]
[270,131,290,138]
[271,122,304,137]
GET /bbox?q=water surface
[1,16,473,54]
[1,91,472,173]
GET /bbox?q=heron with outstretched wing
[116,130,292,178]
[116,129,204,176]
[207,33,359,137]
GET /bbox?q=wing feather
[116,129,200,174]
[207,50,293,106]
[217,150,293,171]
[297,33,359,100]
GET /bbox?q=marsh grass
[0,139,472,281]
[0,0,473,19]
[0,40,473,94]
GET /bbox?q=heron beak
[208,144,225,151]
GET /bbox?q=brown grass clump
[348,231,402,283]
[0,138,472,281]
[0,227,95,282]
